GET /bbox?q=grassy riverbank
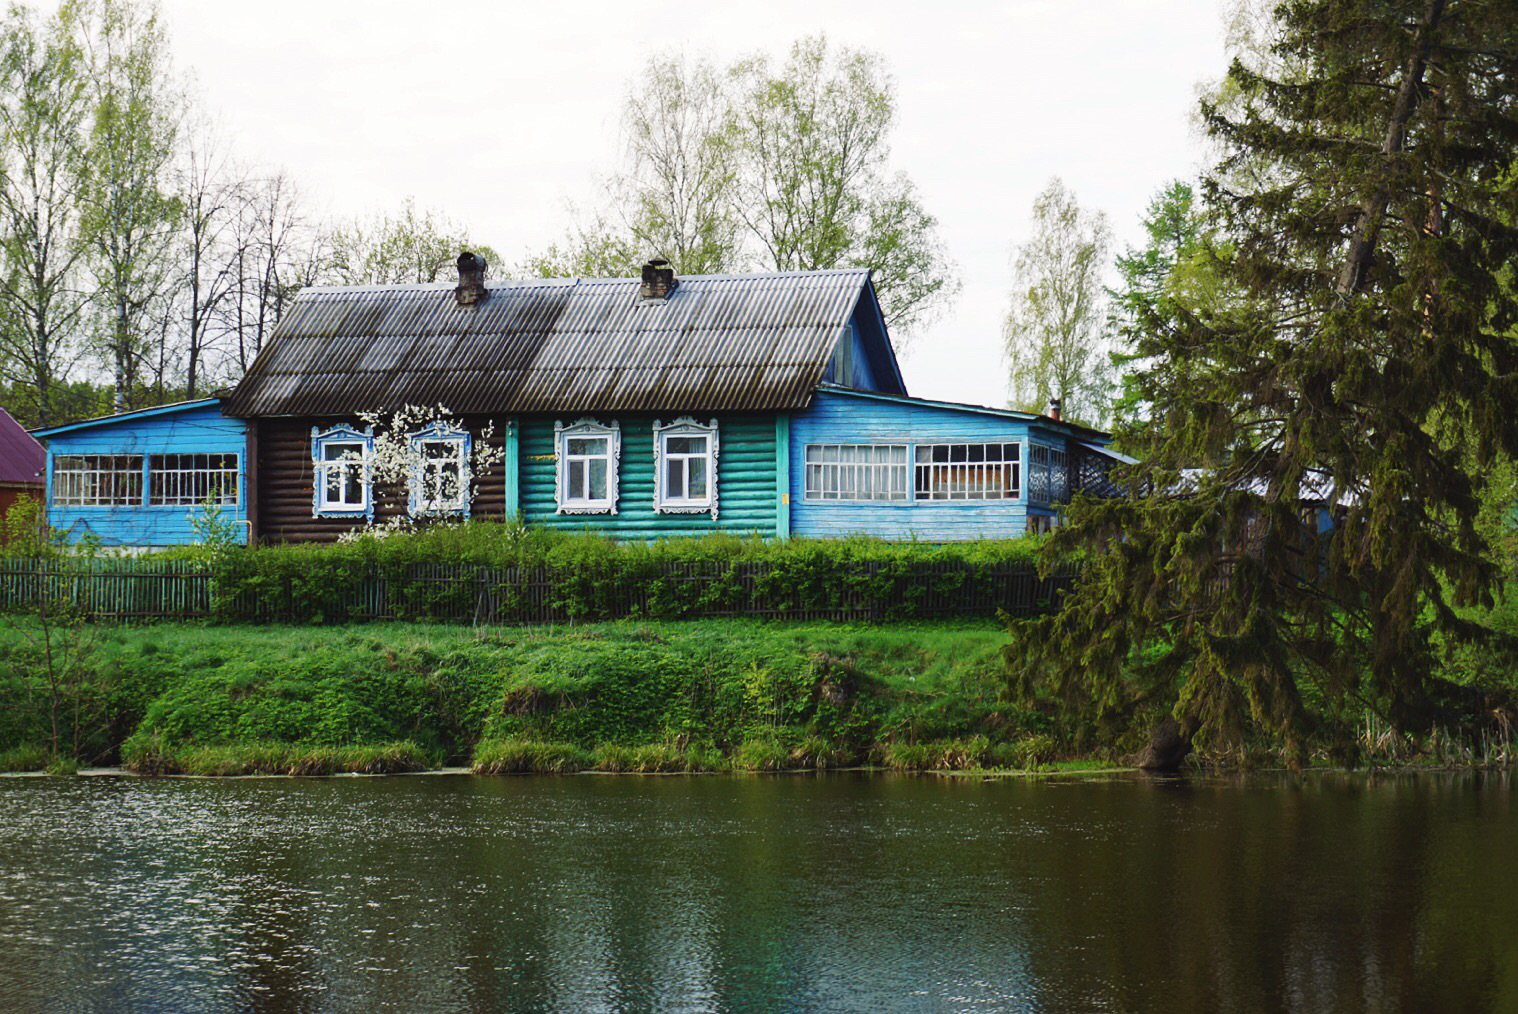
[0,618,1078,775]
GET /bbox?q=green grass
[0,617,1066,775]
[121,737,433,776]
[0,744,47,772]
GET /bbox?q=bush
[0,744,47,772]
[204,524,1061,624]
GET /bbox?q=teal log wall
[518,414,780,537]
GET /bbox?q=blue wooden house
[32,399,250,549]
[216,255,1127,544]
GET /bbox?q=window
[654,418,719,516]
[825,325,857,385]
[1029,444,1069,505]
[52,455,142,507]
[555,419,619,514]
[407,422,470,517]
[311,425,373,518]
[913,443,1020,501]
[149,454,239,507]
[804,444,908,501]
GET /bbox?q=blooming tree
[339,404,502,540]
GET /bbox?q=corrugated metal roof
[223,269,881,418]
[0,407,45,485]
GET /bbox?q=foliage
[0,5,92,429]
[527,35,957,340]
[1004,0,1518,767]
[1003,178,1114,426]
[0,618,1062,772]
[326,196,503,286]
[0,496,106,765]
[122,736,431,775]
[68,0,184,413]
[208,525,1051,624]
[1105,180,1235,443]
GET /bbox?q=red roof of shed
[0,408,45,485]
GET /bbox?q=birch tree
[1003,178,1113,425]
[0,7,91,427]
[69,0,182,412]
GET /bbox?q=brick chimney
[639,258,677,301]
[1048,398,1062,421]
[455,251,487,306]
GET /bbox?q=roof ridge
[297,267,871,297]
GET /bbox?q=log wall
[254,416,507,544]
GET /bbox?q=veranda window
[1028,445,1069,505]
[52,455,143,507]
[804,444,908,501]
[913,443,1020,501]
[148,453,239,506]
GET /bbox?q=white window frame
[311,425,374,519]
[804,444,909,502]
[555,418,619,514]
[148,453,240,507]
[407,421,471,517]
[653,417,719,517]
[913,442,1022,501]
[51,454,144,507]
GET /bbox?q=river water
[0,772,1513,1012]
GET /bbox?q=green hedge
[200,524,1065,624]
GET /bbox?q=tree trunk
[1135,715,1194,772]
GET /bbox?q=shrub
[471,738,588,774]
[205,525,1061,624]
[0,744,47,772]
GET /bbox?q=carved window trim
[407,420,472,518]
[555,418,620,514]
[311,424,374,520]
[653,417,719,518]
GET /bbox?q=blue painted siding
[820,316,882,390]
[518,414,779,538]
[42,402,249,547]
[790,390,1060,541]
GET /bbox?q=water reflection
[0,772,1512,1012]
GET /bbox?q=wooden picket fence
[0,558,211,619]
[0,556,1079,624]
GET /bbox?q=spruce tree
[1005,0,1518,766]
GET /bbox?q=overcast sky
[154,0,1231,409]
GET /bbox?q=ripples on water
[0,772,1513,1012]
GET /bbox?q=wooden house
[33,257,1127,548]
[218,255,1126,544]
[0,407,45,541]
[31,399,250,549]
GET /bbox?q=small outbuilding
[32,399,250,550]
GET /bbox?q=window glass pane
[666,435,704,455]
[567,437,606,456]
[666,458,685,499]
[588,458,608,500]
